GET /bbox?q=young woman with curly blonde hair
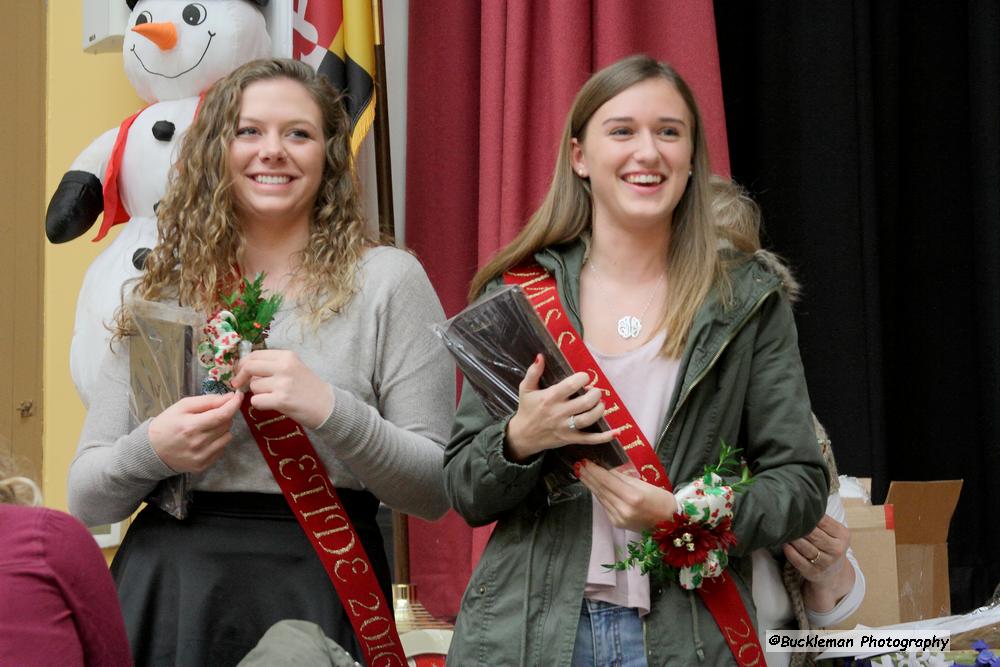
[69,58,454,666]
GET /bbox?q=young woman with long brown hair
[444,55,829,666]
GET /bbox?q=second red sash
[505,265,765,666]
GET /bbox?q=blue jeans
[571,598,648,667]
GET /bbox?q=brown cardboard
[886,480,962,545]
[830,479,962,628]
[831,503,900,629]
[887,480,963,622]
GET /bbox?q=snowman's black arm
[45,170,104,244]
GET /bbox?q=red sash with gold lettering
[504,265,765,666]
[240,393,407,666]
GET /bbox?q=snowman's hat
[126,0,269,10]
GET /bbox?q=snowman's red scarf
[95,94,206,242]
[94,107,144,242]
[504,265,765,666]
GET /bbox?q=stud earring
[688,170,693,177]
[578,170,586,178]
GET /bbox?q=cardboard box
[832,480,962,628]
[888,480,963,622]
[833,502,900,628]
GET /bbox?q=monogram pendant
[617,315,642,339]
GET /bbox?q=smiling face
[123,0,271,103]
[227,77,327,237]
[571,77,695,231]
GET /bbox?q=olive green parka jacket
[443,240,829,666]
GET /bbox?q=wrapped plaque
[434,285,632,502]
[128,297,204,519]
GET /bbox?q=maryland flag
[293,0,377,155]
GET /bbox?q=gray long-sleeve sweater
[68,246,455,525]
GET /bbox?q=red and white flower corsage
[606,444,751,590]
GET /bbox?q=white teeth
[624,174,664,185]
[254,175,290,185]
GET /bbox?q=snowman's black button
[152,121,176,141]
[133,247,152,271]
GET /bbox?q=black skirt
[111,490,390,667]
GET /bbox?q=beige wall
[44,1,141,510]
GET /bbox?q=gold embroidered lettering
[532,294,556,310]
[303,473,336,499]
[334,557,369,582]
[622,436,644,450]
[543,308,562,325]
[507,268,546,279]
[582,369,613,397]
[724,618,752,640]
[290,485,325,503]
[604,403,621,416]
[737,643,762,666]
[724,620,762,665]
[556,331,577,348]
[640,464,661,483]
[299,503,341,518]
[315,525,356,556]
[347,592,382,617]
[278,454,317,480]
[253,414,288,430]
[523,284,553,298]
[359,615,392,642]
[369,652,406,666]
[262,427,304,455]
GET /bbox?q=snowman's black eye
[182,3,207,26]
[135,11,152,26]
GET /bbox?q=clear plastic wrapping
[434,285,632,501]
[128,297,205,519]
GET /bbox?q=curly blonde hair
[118,58,373,334]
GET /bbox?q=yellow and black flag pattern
[293,0,376,155]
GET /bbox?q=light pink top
[583,330,680,615]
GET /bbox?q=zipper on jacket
[655,284,780,450]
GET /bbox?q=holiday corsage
[606,443,753,590]
[199,273,282,394]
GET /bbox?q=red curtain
[405,0,730,621]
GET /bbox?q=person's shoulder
[0,502,41,527]
[359,245,431,288]
[0,505,94,547]
[721,249,798,302]
[360,244,424,272]
[33,506,94,542]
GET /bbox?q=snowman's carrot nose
[132,22,178,51]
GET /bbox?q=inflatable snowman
[46,0,271,406]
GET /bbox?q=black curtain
[715,0,1000,613]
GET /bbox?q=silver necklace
[587,259,666,340]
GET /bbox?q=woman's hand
[230,350,335,429]
[148,392,243,473]
[505,354,621,462]
[784,514,857,612]
[578,461,677,532]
